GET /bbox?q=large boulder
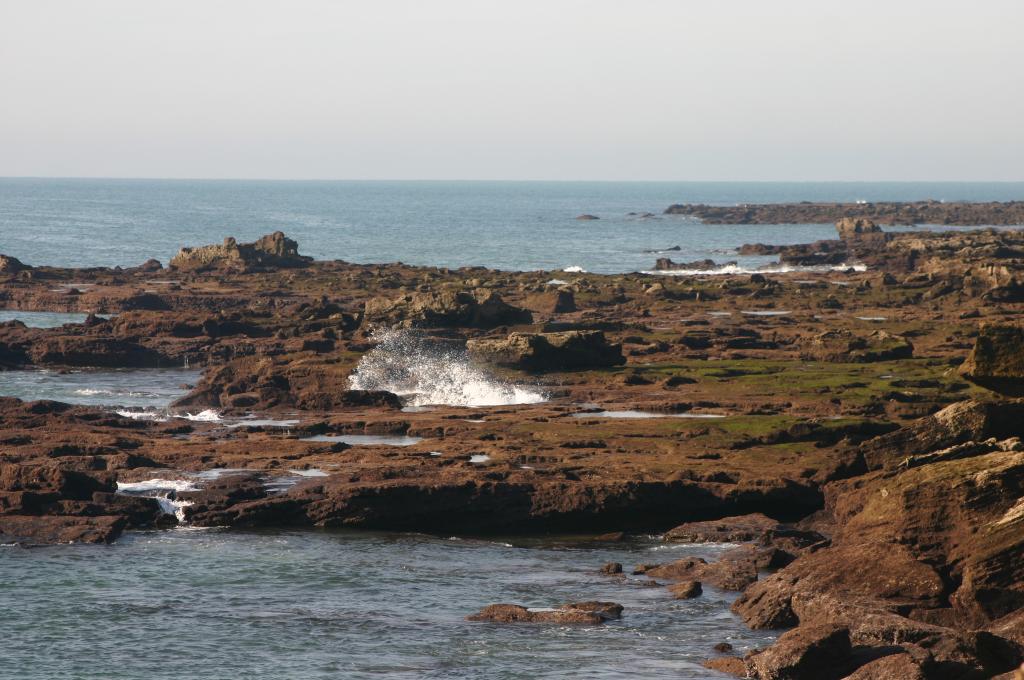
[802,330,913,363]
[363,289,531,329]
[467,330,625,371]
[169,231,311,272]
[959,324,1024,396]
[836,217,883,240]
[744,624,852,680]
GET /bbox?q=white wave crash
[176,409,223,422]
[347,329,546,407]
[643,263,867,276]
[116,478,197,522]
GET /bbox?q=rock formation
[467,330,624,371]
[169,231,311,272]
[959,324,1024,396]
[363,288,532,328]
[835,216,883,240]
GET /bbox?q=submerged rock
[467,601,623,624]
[467,330,624,371]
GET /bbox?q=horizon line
[3,176,1024,184]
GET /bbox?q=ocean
[2,179,1023,273]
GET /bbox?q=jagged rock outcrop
[169,231,311,272]
[467,330,624,371]
[836,217,883,240]
[959,324,1024,396]
[171,352,403,412]
[0,254,29,274]
[363,288,531,328]
[727,401,1024,679]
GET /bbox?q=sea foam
[347,329,546,407]
[116,479,197,522]
[644,262,867,276]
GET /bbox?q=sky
[1,0,1022,181]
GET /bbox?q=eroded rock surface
[170,231,311,272]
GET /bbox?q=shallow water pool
[1,529,775,679]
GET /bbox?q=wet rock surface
[467,601,623,624]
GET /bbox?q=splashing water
[347,329,546,407]
[116,479,197,522]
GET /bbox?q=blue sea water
[2,530,775,679]
[1,179,1022,273]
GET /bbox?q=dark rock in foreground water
[467,601,623,625]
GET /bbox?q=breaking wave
[178,409,223,422]
[347,329,546,407]
[116,478,197,522]
[643,262,867,276]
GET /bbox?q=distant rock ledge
[663,200,1024,225]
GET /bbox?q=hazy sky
[1,0,1022,180]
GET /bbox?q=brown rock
[803,329,913,363]
[842,652,927,680]
[646,556,757,591]
[664,512,782,543]
[0,254,29,273]
[703,656,747,677]
[668,580,703,599]
[0,514,127,545]
[744,624,852,680]
[836,217,883,240]
[363,288,531,328]
[467,330,624,371]
[959,324,1024,396]
[170,231,311,272]
[466,603,609,625]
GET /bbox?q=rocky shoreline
[3,224,1024,678]
[663,200,1024,226]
